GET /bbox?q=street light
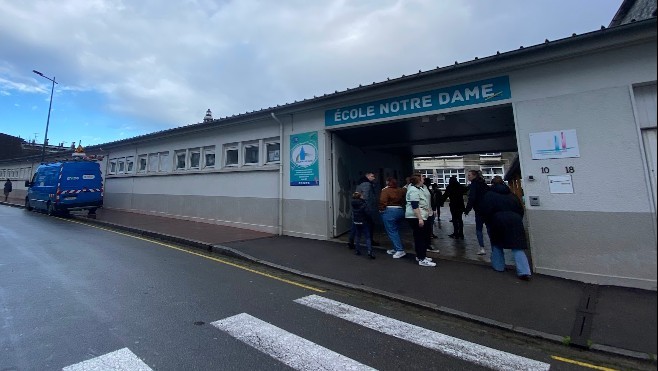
[32,70,58,163]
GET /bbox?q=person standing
[351,192,375,259]
[380,177,407,259]
[464,170,490,255]
[480,176,532,280]
[421,175,437,251]
[431,183,443,230]
[405,175,436,267]
[354,172,379,245]
[348,172,377,249]
[3,178,12,202]
[443,176,467,239]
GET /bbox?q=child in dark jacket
[351,192,375,259]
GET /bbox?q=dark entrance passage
[329,104,523,266]
[332,104,517,157]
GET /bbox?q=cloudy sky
[0,0,622,146]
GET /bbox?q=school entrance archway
[329,104,517,264]
[329,103,518,238]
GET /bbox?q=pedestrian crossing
[62,347,152,371]
[212,313,375,371]
[62,295,550,370]
[295,295,550,371]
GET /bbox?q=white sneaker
[415,257,433,262]
[418,258,436,267]
[386,249,395,255]
[392,251,406,259]
[477,248,486,255]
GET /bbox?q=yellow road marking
[551,355,618,371]
[65,218,326,293]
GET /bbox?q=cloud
[0,0,622,139]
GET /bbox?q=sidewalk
[3,199,656,359]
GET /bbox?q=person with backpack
[351,191,375,259]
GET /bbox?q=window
[148,154,159,172]
[244,142,259,165]
[189,148,201,169]
[126,156,135,173]
[266,141,280,163]
[203,146,215,169]
[118,158,125,173]
[175,150,187,170]
[415,169,437,184]
[109,160,117,174]
[138,155,147,173]
[436,169,466,189]
[224,143,238,167]
[481,166,504,184]
[158,152,170,172]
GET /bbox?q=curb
[3,202,653,362]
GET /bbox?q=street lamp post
[32,70,58,163]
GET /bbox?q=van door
[59,162,103,206]
[30,166,58,211]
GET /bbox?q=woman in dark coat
[442,176,467,239]
[480,176,531,280]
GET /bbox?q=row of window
[108,138,281,175]
[429,153,501,159]
[415,166,504,188]
[0,167,31,180]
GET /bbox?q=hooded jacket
[480,183,527,250]
[355,176,377,213]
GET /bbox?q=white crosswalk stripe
[62,347,152,371]
[212,313,376,371]
[294,295,551,371]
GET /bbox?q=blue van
[25,160,103,216]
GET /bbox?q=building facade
[2,14,656,290]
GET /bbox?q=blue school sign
[325,76,511,126]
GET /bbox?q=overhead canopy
[329,104,517,157]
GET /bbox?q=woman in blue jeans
[479,176,531,280]
[379,177,407,259]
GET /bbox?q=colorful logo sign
[290,131,319,186]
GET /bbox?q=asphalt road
[0,206,651,370]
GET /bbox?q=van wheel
[47,203,56,216]
[25,198,33,211]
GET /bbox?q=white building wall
[279,110,331,238]
[101,119,282,233]
[510,39,657,289]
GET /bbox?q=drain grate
[569,284,599,348]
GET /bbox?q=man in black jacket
[464,170,489,255]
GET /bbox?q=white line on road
[62,347,152,371]
[294,295,551,371]
[212,313,376,371]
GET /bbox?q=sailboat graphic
[299,146,306,161]
[532,130,579,159]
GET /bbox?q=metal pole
[41,76,56,163]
